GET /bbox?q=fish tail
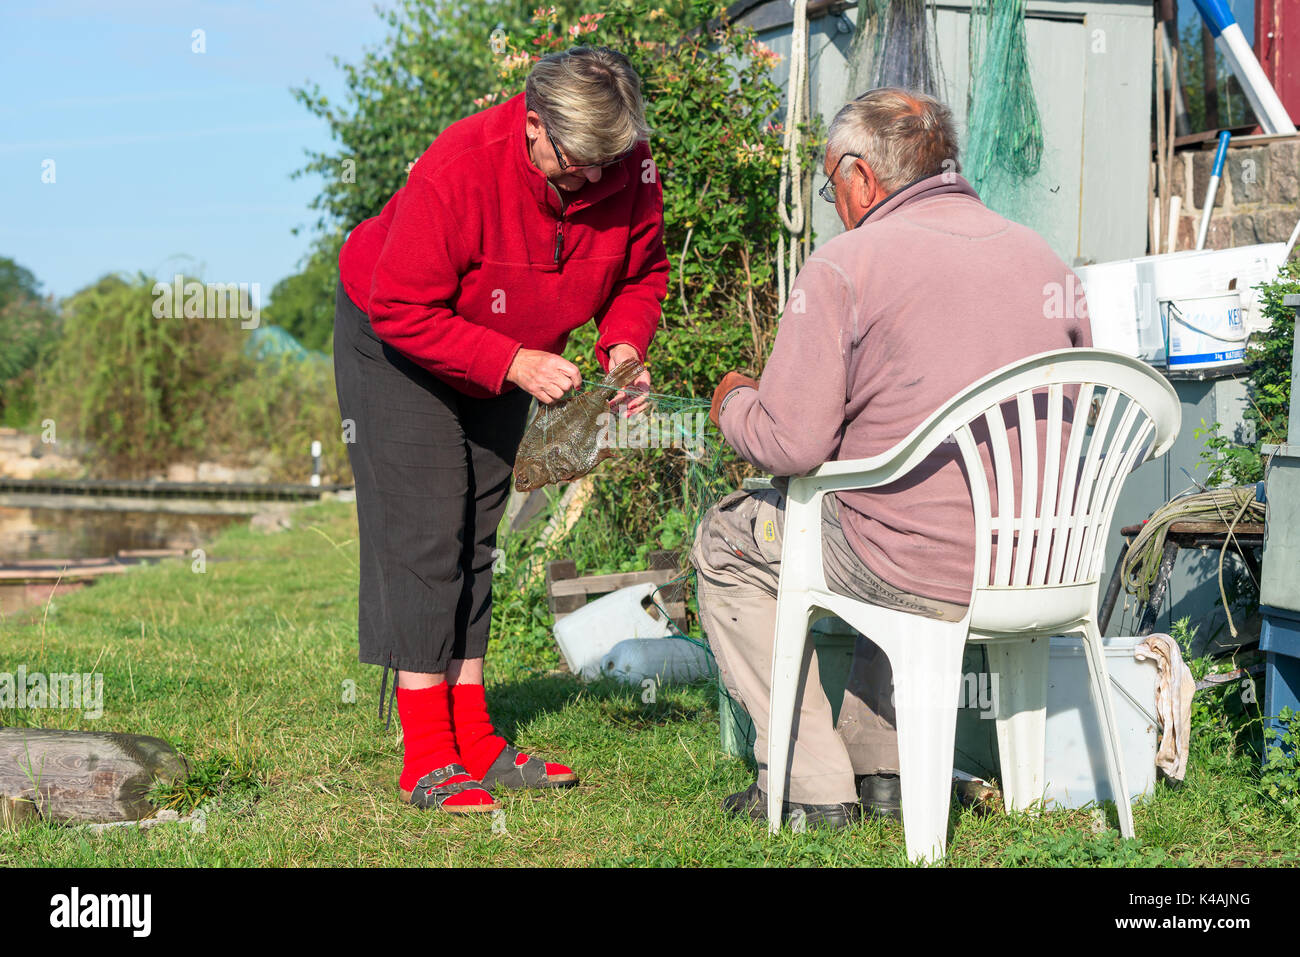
[601,358,645,394]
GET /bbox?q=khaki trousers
[689,488,965,805]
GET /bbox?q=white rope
[777,0,809,309]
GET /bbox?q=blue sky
[1,1,395,304]
[0,1,1262,305]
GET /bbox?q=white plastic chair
[766,348,1180,862]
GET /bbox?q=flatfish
[513,359,645,492]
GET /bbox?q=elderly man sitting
[692,88,1093,829]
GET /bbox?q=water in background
[0,507,243,563]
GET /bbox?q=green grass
[2,501,1298,866]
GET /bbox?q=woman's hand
[607,344,651,416]
[506,348,583,404]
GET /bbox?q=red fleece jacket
[338,93,669,398]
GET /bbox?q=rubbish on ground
[513,359,646,492]
[600,636,712,685]
[1134,633,1195,783]
[553,582,674,679]
[952,769,1002,815]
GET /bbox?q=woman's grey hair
[827,88,960,193]
[525,46,651,165]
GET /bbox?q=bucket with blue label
[1161,291,1247,373]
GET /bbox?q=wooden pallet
[545,549,689,632]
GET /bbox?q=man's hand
[710,371,759,428]
[607,343,651,416]
[506,348,583,404]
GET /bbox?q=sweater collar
[507,92,630,217]
[853,172,981,229]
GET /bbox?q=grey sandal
[400,763,499,813]
[479,744,578,790]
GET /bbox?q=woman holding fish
[332,46,668,813]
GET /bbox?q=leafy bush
[1262,707,1300,820]
[35,274,247,476]
[34,272,352,483]
[1198,259,1298,485]
[492,1,801,391]
[0,257,61,425]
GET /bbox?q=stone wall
[1165,135,1300,252]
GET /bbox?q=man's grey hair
[525,46,651,165]
[826,88,961,193]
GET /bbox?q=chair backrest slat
[1011,391,1038,587]
[1063,388,1120,583]
[1046,383,1094,586]
[984,407,1017,586]
[1029,384,1064,586]
[1086,418,1155,580]
[1075,396,1142,582]
[954,424,993,587]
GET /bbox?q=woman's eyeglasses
[546,128,631,172]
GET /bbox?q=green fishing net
[965,0,1044,214]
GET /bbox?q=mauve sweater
[720,174,1093,606]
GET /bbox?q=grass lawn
[2,500,1298,867]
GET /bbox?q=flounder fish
[513,358,645,492]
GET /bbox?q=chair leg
[885,620,968,864]
[986,637,1050,813]
[1081,620,1136,838]
[766,592,814,834]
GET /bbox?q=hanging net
[964,0,1044,215]
[848,0,942,98]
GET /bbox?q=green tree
[0,257,42,311]
[0,257,60,424]
[293,0,597,234]
[35,274,247,476]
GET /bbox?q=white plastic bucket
[1045,635,1160,808]
[552,583,674,679]
[600,637,712,685]
[1162,291,1246,372]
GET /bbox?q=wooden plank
[0,728,188,823]
[0,565,128,582]
[555,601,685,623]
[647,549,690,631]
[544,560,584,617]
[549,569,674,597]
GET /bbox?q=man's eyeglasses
[818,151,862,203]
[546,127,631,172]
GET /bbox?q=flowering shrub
[489,1,805,393]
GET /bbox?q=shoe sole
[399,788,500,812]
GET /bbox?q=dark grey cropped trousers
[332,281,532,677]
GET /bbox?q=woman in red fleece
[333,46,668,813]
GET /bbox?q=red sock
[395,682,492,807]
[451,683,508,780]
[452,683,575,780]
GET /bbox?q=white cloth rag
[1133,633,1195,782]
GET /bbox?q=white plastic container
[1162,291,1246,373]
[1045,635,1160,808]
[1074,243,1282,363]
[553,583,674,679]
[600,637,712,685]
